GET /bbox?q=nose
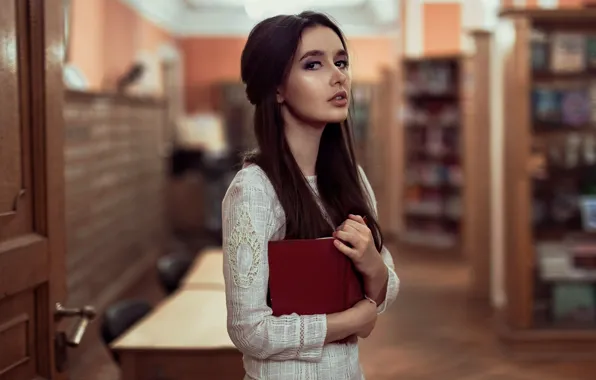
[330,65,347,86]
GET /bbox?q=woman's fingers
[334,230,358,246]
[349,214,366,225]
[343,219,368,234]
[334,238,358,258]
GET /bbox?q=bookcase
[373,68,403,239]
[351,82,377,170]
[498,8,596,352]
[216,82,255,161]
[400,56,464,250]
[463,31,493,299]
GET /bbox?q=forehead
[297,25,346,55]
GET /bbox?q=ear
[276,89,284,104]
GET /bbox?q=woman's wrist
[362,253,386,281]
[363,259,389,305]
[324,308,361,343]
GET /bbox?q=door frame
[31,0,68,377]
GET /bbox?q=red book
[267,237,365,342]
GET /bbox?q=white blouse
[222,164,400,380]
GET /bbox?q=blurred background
[2,0,596,379]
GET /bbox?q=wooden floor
[77,244,596,380]
[359,246,596,380]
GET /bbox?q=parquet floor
[359,246,596,380]
[76,244,596,380]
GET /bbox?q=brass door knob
[54,303,97,347]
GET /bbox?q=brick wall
[62,91,167,373]
[63,91,166,309]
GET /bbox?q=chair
[100,299,153,364]
[157,253,194,295]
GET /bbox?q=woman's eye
[304,61,322,70]
[335,60,349,69]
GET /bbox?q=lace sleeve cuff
[296,314,327,361]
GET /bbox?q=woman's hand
[333,214,383,278]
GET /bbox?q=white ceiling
[120,0,399,36]
[185,0,369,7]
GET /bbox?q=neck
[282,106,325,177]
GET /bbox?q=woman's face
[278,25,351,126]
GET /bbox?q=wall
[402,0,586,58]
[68,0,176,93]
[501,0,582,6]
[179,37,397,112]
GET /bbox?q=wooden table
[111,288,244,380]
[181,248,225,290]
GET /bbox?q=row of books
[404,104,460,127]
[404,62,457,96]
[532,83,596,127]
[532,190,581,226]
[406,163,463,187]
[532,30,596,73]
[536,239,596,325]
[407,128,460,157]
[402,228,458,248]
[542,133,596,169]
[404,193,462,220]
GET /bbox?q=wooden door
[0,0,89,378]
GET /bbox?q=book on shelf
[550,32,586,73]
[531,84,594,127]
[552,283,596,324]
[405,61,455,96]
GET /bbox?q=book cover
[561,89,591,127]
[550,32,586,73]
[267,237,365,319]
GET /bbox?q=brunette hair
[240,11,383,251]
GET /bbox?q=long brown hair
[240,11,383,252]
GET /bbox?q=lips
[329,90,348,102]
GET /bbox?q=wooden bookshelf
[374,68,403,239]
[498,8,596,353]
[463,31,493,300]
[351,82,377,170]
[400,56,464,251]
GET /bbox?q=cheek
[284,73,326,109]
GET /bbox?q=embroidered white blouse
[222,164,400,380]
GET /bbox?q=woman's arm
[358,166,400,314]
[222,170,359,362]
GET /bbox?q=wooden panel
[502,17,534,329]
[464,32,493,300]
[0,291,36,379]
[119,350,245,380]
[0,0,33,241]
[377,68,404,237]
[0,0,68,378]
[0,0,21,215]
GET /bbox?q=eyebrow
[299,49,348,61]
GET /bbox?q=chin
[324,109,349,124]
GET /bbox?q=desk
[111,289,243,380]
[181,248,225,290]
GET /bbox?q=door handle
[54,303,97,372]
[54,302,97,347]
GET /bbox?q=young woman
[222,11,400,380]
